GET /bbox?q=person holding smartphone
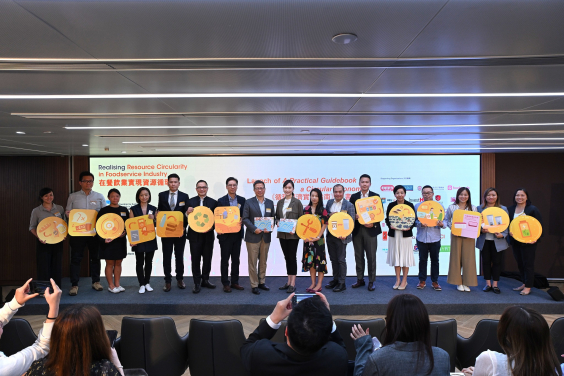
[29,187,66,287]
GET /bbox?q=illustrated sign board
[416,201,444,227]
[156,211,184,237]
[327,212,354,238]
[125,215,156,245]
[188,206,215,233]
[389,204,416,231]
[278,219,297,234]
[68,209,98,236]
[509,215,542,243]
[451,210,482,239]
[297,214,322,240]
[214,206,241,234]
[96,213,125,240]
[355,196,384,225]
[481,207,510,234]
[254,217,274,231]
[37,217,67,244]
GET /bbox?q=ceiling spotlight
[82,144,88,146]
[121,151,127,153]
[301,130,310,133]
[332,33,357,44]
[43,131,52,134]
[16,131,25,134]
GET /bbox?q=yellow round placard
[481,207,510,234]
[188,206,215,233]
[327,212,354,238]
[416,201,445,226]
[37,217,68,244]
[296,214,322,240]
[509,215,542,243]
[389,204,416,230]
[96,213,125,240]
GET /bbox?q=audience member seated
[462,306,562,376]
[351,294,450,376]
[26,305,125,376]
[240,292,348,376]
[0,278,61,376]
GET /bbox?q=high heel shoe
[398,282,408,290]
[513,285,525,291]
[305,288,315,293]
[520,289,531,295]
[312,287,323,293]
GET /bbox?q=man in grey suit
[325,184,356,292]
[242,180,275,295]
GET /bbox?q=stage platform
[16,276,563,316]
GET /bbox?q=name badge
[90,201,97,206]
[341,209,348,213]
[121,212,126,216]
[286,207,292,212]
[149,210,153,215]
[179,202,185,206]
[54,212,61,217]
[237,203,241,208]
[266,208,272,213]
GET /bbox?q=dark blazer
[216,194,246,239]
[385,200,416,238]
[157,190,189,231]
[240,320,348,376]
[187,196,218,239]
[507,203,543,244]
[350,191,383,237]
[243,196,275,243]
[275,196,304,240]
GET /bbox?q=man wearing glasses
[65,171,107,296]
[414,185,446,291]
[187,180,217,294]
[242,180,275,295]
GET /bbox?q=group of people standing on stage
[29,171,542,297]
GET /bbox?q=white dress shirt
[330,199,343,214]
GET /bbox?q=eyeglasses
[81,180,94,183]
[196,186,208,189]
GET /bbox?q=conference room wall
[495,153,564,280]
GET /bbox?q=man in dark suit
[242,180,275,295]
[187,180,217,294]
[216,177,246,293]
[240,292,348,376]
[158,173,189,292]
[349,174,382,291]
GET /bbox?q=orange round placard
[296,214,322,240]
[37,217,68,244]
[96,213,125,240]
[509,215,542,243]
[327,212,354,238]
[416,201,445,227]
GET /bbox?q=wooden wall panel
[0,156,70,285]
[481,153,495,198]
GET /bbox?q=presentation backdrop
[90,155,480,277]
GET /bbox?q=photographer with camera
[0,278,62,376]
[240,292,348,376]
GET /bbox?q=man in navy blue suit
[158,173,189,292]
[216,177,246,293]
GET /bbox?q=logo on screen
[404,185,413,191]
[417,186,422,191]
[381,185,394,191]
[448,185,452,190]
[451,197,456,202]
[435,195,441,201]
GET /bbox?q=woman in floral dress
[302,188,329,292]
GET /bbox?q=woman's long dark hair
[283,179,295,196]
[383,294,435,375]
[481,187,500,208]
[512,188,532,206]
[308,188,324,216]
[498,306,562,376]
[455,187,472,210]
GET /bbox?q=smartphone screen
[291,294,316,307]
[29,281,53,296]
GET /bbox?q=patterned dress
[301,205,329,273]
[26,358,121,376]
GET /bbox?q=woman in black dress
[302,188,329,293]
[97,188,129,294]
[129,187,158,294]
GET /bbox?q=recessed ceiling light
[121,151,127,153]
[332,34,358,44]
[301,130,310,133]
[82,144,88,146]
[16,131,25,134]
[43,131,53,134]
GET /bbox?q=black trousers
[417,240,441,283]
[219,233,242,286]
[279,238,300,276]
[135,251,155,286]
[512,241,537,288]
[189,231,215,285]
[482,240,503,281]
[326,234,347,283]
[162,236,186,283]
[69,235,100,286]
[36,240,63,287]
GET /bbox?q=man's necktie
[170,192,176,210]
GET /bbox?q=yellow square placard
[125,215,156,245]
[214,206,241,234]
[355,196,384,225]
[451,210,482,239]
[68,209,98,236]
[37,217,68,244]
[156,211,184,237]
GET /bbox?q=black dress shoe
[177,280,186,289]
[279,283,289,290]
[333,283,346,292]
[352,279,365,288]
[252,287,260,295]
[201,280,216,289]
[258,283,270,291]
[192,283,201,294]
[231,284,245,290]
[287,285,296,293]
[492,287,501,294]
[325,279,339,289]
[483,285,493,292]
[163,283,171,292]
[368,282,375,291]
[223,285,232,293]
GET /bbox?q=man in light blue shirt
[414,185,446,291]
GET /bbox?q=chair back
[335,318,386,361]
[430,319,457,372]
[258,318,287,343]
[550,317,564,364]
[0,318,37,356]
[456,319,503,369]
